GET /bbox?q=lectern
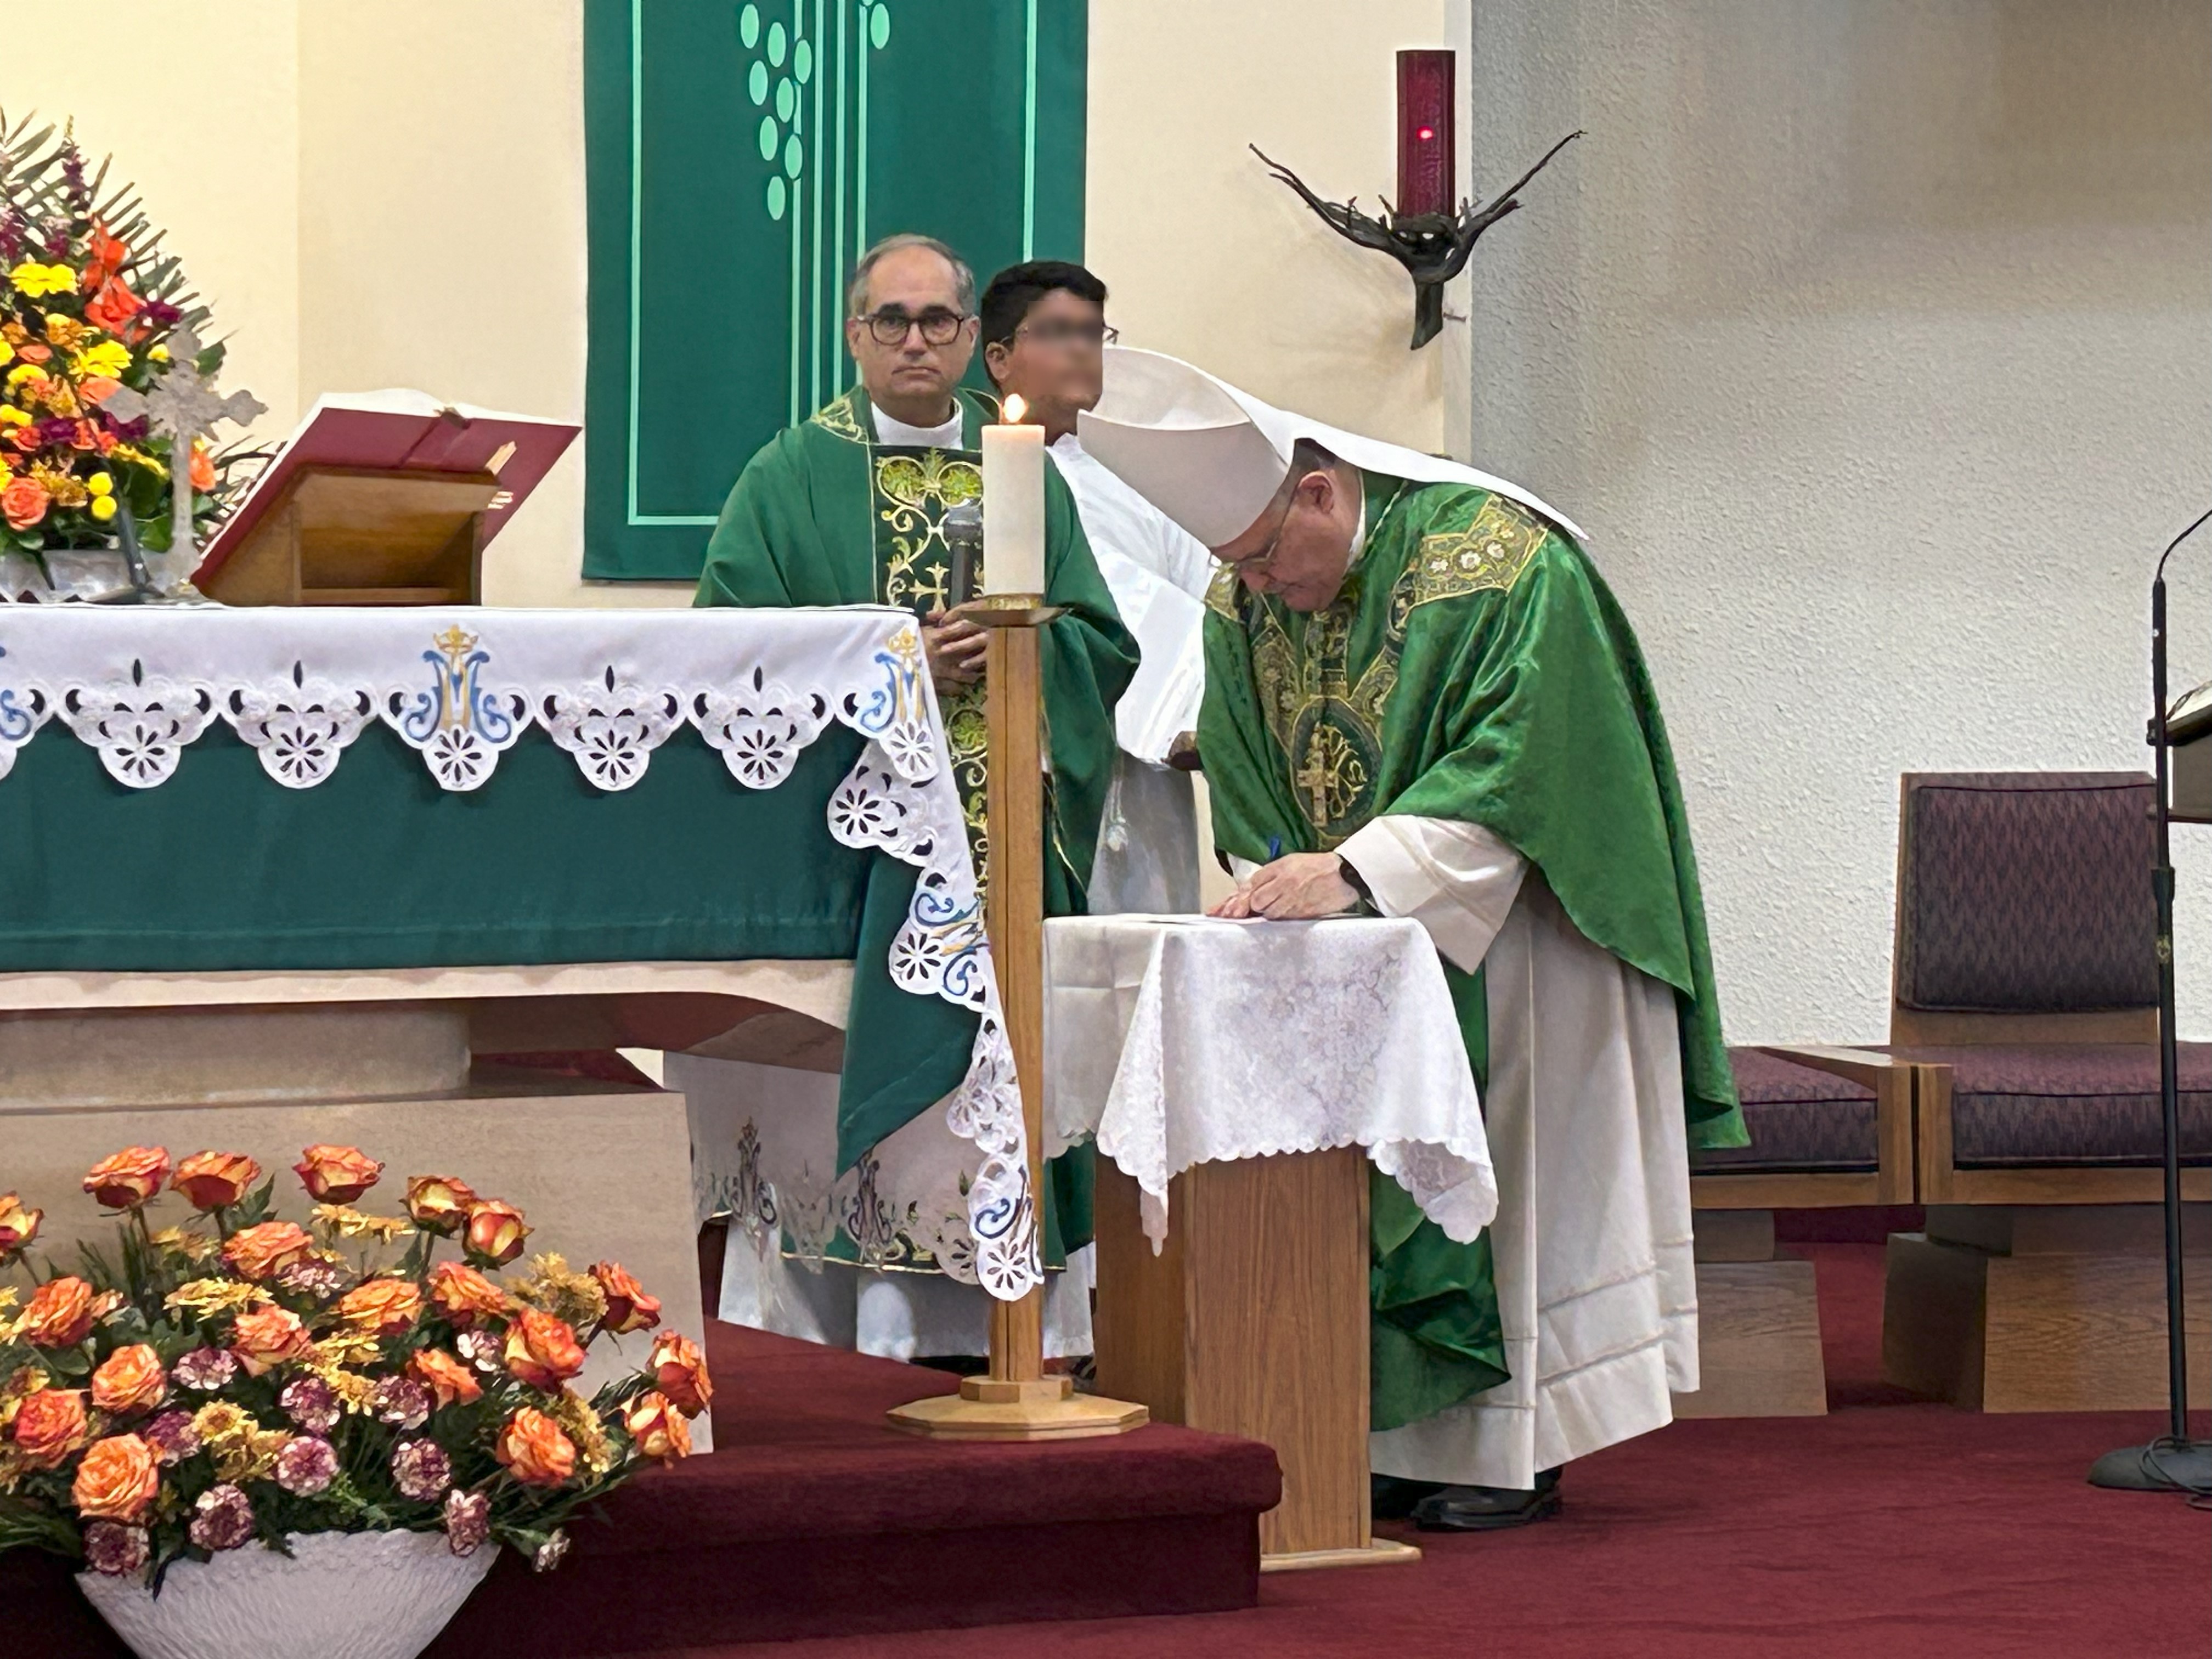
[195,464,496,606]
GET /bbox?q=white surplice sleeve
[1338,816,1528,974]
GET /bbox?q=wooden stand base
[1262,1538,1423,1573]
[1671,1210,1829,1419]
[1884,1205,2212,1411]
[886,1374,1149,1441]
[1095,1147,1383,1561]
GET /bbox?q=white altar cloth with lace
[1043,915,1496,1249]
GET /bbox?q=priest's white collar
[871,403,964,448]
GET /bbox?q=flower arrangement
[0,111,263,595]
[0,1144,707,1589]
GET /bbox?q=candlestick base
[963,593,1063,628]
[886,1374,1150,1441]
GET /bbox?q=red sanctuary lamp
[1396,49,1455,218]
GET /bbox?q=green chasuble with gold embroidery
[1200,475,1747,1431]
[696,386,1137,1256]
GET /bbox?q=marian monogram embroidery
[1412,494,1545,608]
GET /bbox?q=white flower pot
[77,1529,498,1659]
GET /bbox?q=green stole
[697,386,1138,1259]
[1200,473,1747,1431]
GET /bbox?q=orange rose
[230,1305,312,1376]
[9,1387,87,1469]
[16,342,49,364]
[1,475,48,531]
[492,1406,575,1487]
[503,1308,585,1390]
[221,1221,314,1283]
[89,1345,167,1415]
[408,1347,482,1409]
[172,1152,261,1211]
[462,1200,529,1266]
[0,1193,40,1258]
[187,442,215,494]
[20,1277,100,1347]
[71,1434,160,1522]
[622,1390,691,1465]
[294,1145,382,1204]
[404,1175,478,1234]
[336,1278,422,1336]
[590,1262,661,1335]
[426,1262,512,1329]
[77,375,120,406]
[82,1147,170,1210]
[649,1332,713,1419]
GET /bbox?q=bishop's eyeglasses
[857,307,970,347]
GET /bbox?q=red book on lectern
[195,389,579,584]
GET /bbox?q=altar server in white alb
[1079,348,1747,1530]
[979,261,1214,913]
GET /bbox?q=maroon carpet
[674,1243,2210,1659]
[8,1322,1279,1656]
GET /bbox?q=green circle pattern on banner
[748,61,768,106]
[757,115,778,162]
[766,21,786,66]
[869,4,890,50]
[745,5,897,227]
[784,134,804,180]
[767,176,787,221]
[737,3,760,49]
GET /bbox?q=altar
[0,603,1040,1452]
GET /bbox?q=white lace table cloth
[1044,915,1496,1250]
[0,602,1039,1298]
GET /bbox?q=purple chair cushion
[1897,774,2155,1014]
[1692,1048,1881,1173]
[1892,1043,2212,1166]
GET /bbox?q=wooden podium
[1094,1147,1419,1570]
[196,464,496,606]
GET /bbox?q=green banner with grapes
[581,0,1087,581]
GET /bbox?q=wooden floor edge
[1261,1538,1424,1572]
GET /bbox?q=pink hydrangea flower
[172,1347,237,1392]
[371,1376,431,1430]
[142,1409,201,1465]
[82,1521,151,1578]
[390,1437,452,1502]
[279,1375,340,1434]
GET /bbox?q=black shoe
[1410,1466,1563,1532]
[1371,1473,1446,1521]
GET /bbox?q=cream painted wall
[1459,0,2212,1041]
[1086,0,1471,456]
[9,3,302,443]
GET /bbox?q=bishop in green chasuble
[695,376,1135,1356]
[1081,347,1746,1522]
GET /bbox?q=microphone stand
[2090,504,2212,1493]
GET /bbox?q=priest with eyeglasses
[1079,348,1746,1531]
[693,233,1134,1367]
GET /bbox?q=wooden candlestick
[888,601,1148,1441]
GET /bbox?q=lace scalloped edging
[0,620,945,795]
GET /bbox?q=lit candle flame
[1003,393,1029,424]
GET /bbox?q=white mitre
[1076,346,1583,550]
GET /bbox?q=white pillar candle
[981,394,1047,596]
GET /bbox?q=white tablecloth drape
[1044,915,1496,1249]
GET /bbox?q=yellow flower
[71,341,129,381]
[164,1278,270,1317]
[42,314,86,349]
[308,1330,386,1368]
[9,262,76,298]
[89,495,116,522]
[109,443,167,479]
[547,1387,617,1479]
[0,408,30,428]
[5,364,42,390]
[0,342,14,368]
[148,1226,219,1263]
[31,462,88,509]
[511,1253,606,1329]
[311,1204,415,1243]
[148,345,169,363]
[86,472,113,495]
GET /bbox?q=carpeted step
[3,1322,1280,1657]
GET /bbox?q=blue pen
[1267,834,1282,861]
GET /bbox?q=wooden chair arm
[1754,1043,1908,1090]
[1753,1043,1921,1204]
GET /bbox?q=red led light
[1417,127,1436,142]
